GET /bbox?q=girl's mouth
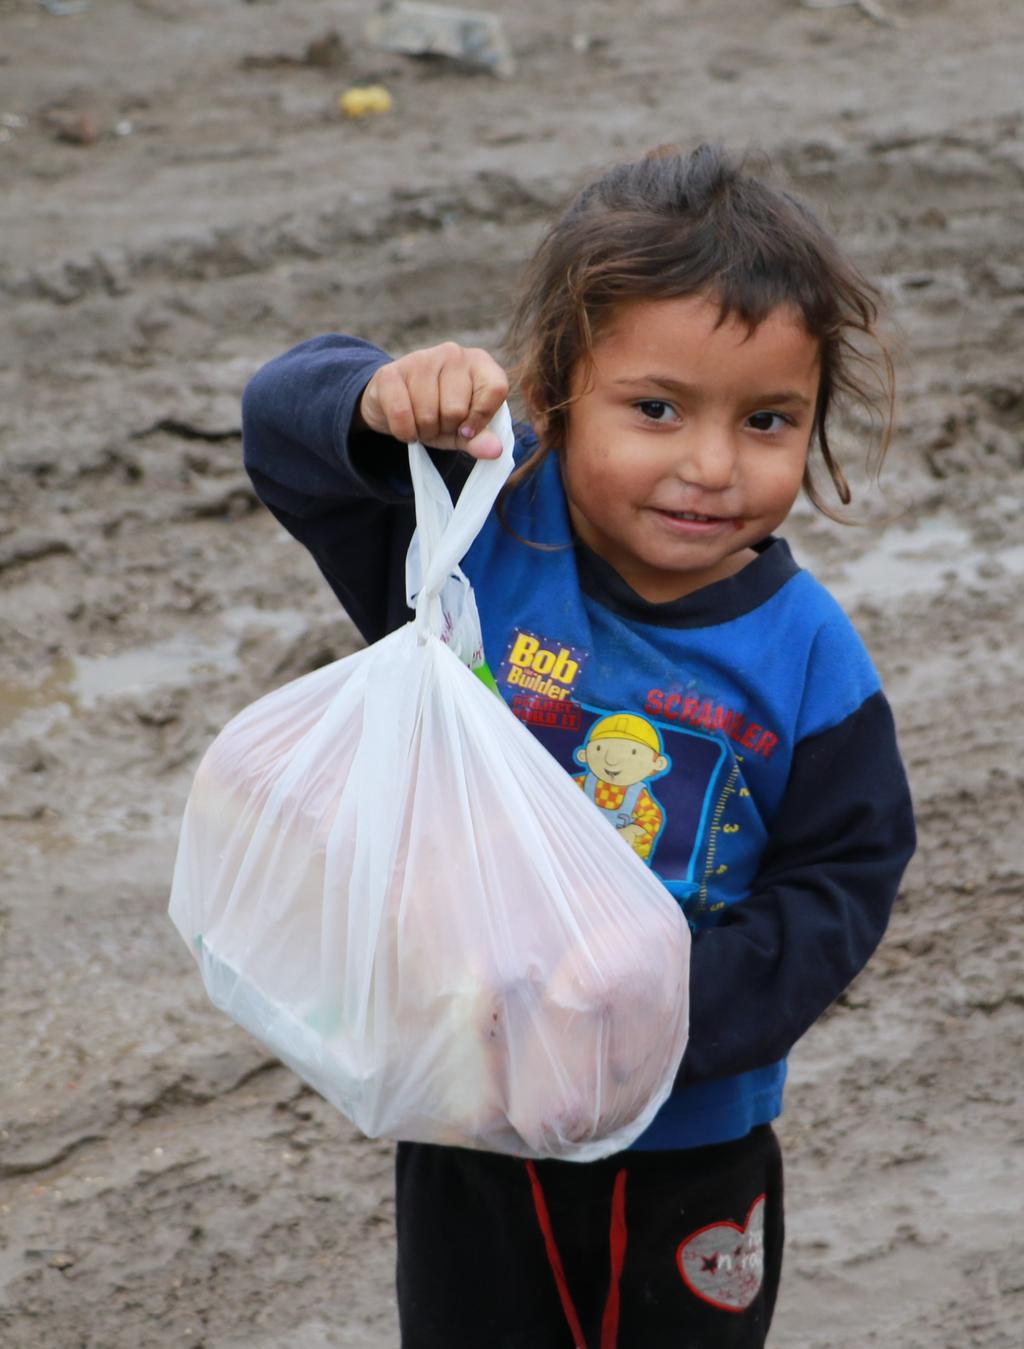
[651,507,741,531]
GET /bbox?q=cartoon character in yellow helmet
[574,713,670,862]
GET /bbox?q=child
[241,144,915,1348]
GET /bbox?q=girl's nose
[677,427,738,491]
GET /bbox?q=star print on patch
[676,1194,765,1313]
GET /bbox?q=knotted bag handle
[406,404,516,654]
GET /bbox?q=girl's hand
[356,343,510,459]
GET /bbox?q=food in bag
[168,406,690,1161]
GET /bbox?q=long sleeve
[678,688,916,1086]
[241,334,471,644]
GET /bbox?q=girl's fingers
[460,353,510,445]
[364,344,510,451]
[437,363,477,441]
[405,343,471,446]
[367,363,418,444]
[460,427,504,459]
[405,362,447,446]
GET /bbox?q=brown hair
[503,143,893,522]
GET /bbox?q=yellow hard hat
[587,713,661,754]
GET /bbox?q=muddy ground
[1,0,1022,1345]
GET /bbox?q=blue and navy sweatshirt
[241,335,916,1152]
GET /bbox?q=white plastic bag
[168,407,690,1161]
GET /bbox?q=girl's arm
[241,335,506,644]
[678,688,916,1085]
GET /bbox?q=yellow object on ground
[339,86,393,119]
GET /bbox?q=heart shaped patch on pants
[676,1193,766,1313]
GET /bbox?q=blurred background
[1,1,1021,1345]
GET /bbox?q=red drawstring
[525,1161,630,1349]
[526,1160,589,1348]
[600,1168,628,1349]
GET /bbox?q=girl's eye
[636,400,678,423]
[747,411,791,434]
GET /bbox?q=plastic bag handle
[408,404,516,638]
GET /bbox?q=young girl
[242,144,915,1348]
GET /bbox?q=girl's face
[557,294,820,603]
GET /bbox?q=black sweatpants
[395,1124,784,1349]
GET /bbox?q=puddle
[0,607,308,732]
[824,517,1024,604]
[73,633,239,707]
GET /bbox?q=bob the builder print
[574,712,671,863]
